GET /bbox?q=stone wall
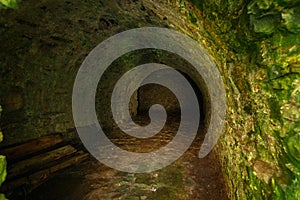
[1,0,299,199]
[0,0,168,146]
[141,0,299,199]
[0,105,7,199]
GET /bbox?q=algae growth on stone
[0,0,299,199]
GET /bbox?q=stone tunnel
[0,0,299,199]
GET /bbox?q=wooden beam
[28,151,89,191]
[8,145,77,180]
[0,134,64,162]
[1,151,89,193]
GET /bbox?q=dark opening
[136,70,205,123]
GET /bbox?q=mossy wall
[0,106,7,200]
[136,0,299,198]
[145,0,299,199]
[0,0,299,199]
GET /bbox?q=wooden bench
[0,134,89,196]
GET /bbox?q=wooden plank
[30,151,89,188]
[0,134,64,162]
[1,151,89,193]
[8,145,77,180]
[0,176,27,193]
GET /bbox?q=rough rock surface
[0,0,299,199]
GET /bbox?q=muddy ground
[27,115,228,200]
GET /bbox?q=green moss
[0,156,6,186]
[0,106,7,200]
[282,7,300,33]
[250,14,279,35]
[189,0,203,10]
[286,134,300,166]
[285,177,300,200]
[269,74,299,100]
[0,0,20,9]
[188,12,197,24]
[154,187,176,200]
[270,178,285,200]
[185,0,300,199]
[247,169,265,199]
[268,97,281,120]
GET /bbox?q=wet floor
[27,115,228,200]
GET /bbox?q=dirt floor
[24,115,228,200]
